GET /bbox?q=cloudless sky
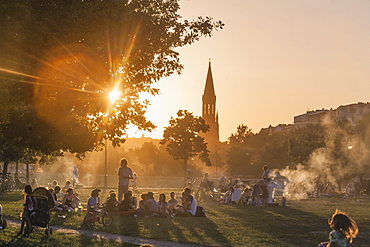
[128,0,370,142]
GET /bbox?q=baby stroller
[23,187,54,236]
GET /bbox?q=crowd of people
[7,157,362,246]
[85,187,198,218]
[217,166,289,207]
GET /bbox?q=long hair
[328,209,359,243]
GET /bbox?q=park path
[7,219,205,247]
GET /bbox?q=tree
[258,140,292,170]
[161,110,210,186]
[288,124,326,165]
[134,141,158,174]
[0,0,224,174]
[226,146,253,177]
[228,124,254,146]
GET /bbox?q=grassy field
[1,188,370,246]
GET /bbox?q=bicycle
[84,206,113,227]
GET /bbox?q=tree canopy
[161,110,210,184]
[0,0,224,174]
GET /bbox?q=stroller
[23,187,54,236]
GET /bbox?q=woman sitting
[158,193,169,218]
[62,187,80,212]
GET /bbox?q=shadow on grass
[203,197,370,246]
[139,215,231,246]
[0,226,140,247]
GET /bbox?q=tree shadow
[139,215,231,246]
[205,197,370,246]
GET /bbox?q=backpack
[195,206,206,217]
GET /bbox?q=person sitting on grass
[106,192,119,213]
[231,185,242,204]
[63,187,80,212]
[30,178,39,191]
[167,192,178,216]
[176,187,197,217]
[117,192,137,216]
[219,187,233,204]
[49,180,59,189]
[138,193,148,217]
[62,180,73,193]
[158,193,169,218]
[240,187,251,205]
[146,192,159,217]
[127,190,138,209]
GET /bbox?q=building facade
[293,102,370,128]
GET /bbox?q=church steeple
[202,60,219,143]
[203,60,216,101]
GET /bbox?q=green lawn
[1,188,370,246]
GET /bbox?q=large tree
[161,110,210,186]
[0,0,223,174]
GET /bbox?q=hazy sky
[128,0,370,141]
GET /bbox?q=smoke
[276,116,369,200]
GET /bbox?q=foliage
[288,124,326,165]
[161,110,210,164]
[0,0,223,174]
[258,140,292,170]
[161,110,210,184]
[228,124,254,146]
[226,146,253,176]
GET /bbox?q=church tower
[202,60,219,143]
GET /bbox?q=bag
[195,206,206,217]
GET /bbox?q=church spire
[202,59,219,143]
[203,60,216,101]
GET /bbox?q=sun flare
[108,87,122,104]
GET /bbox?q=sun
[108,87,122,105]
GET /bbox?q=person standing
[72,165,79,187]
[262,165,272,180]
[117,158,133,201]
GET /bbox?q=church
[202,61,220,145]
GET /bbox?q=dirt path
[7,219,205,247]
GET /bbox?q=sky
[128,0,370,142]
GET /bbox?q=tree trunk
[2,160,9,179]
[26,164,30,184]
[15,161,19,181]
[183,158,187,188]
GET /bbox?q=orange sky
[128,0,370,142]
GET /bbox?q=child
[19,185,36,235]
[158,193,169,218]
[106,192,119,213]
[87,189,100,212]
[318,209,358,247]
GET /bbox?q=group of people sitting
[47,180,81,212]
[87,187,199,218]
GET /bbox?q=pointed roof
[203,60,216,99]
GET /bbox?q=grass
[0,226,140,247]
[1,188,370,246]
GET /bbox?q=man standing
[117,158,133,201]
[262,165,272,180]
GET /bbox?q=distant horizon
[127,100,370,141]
